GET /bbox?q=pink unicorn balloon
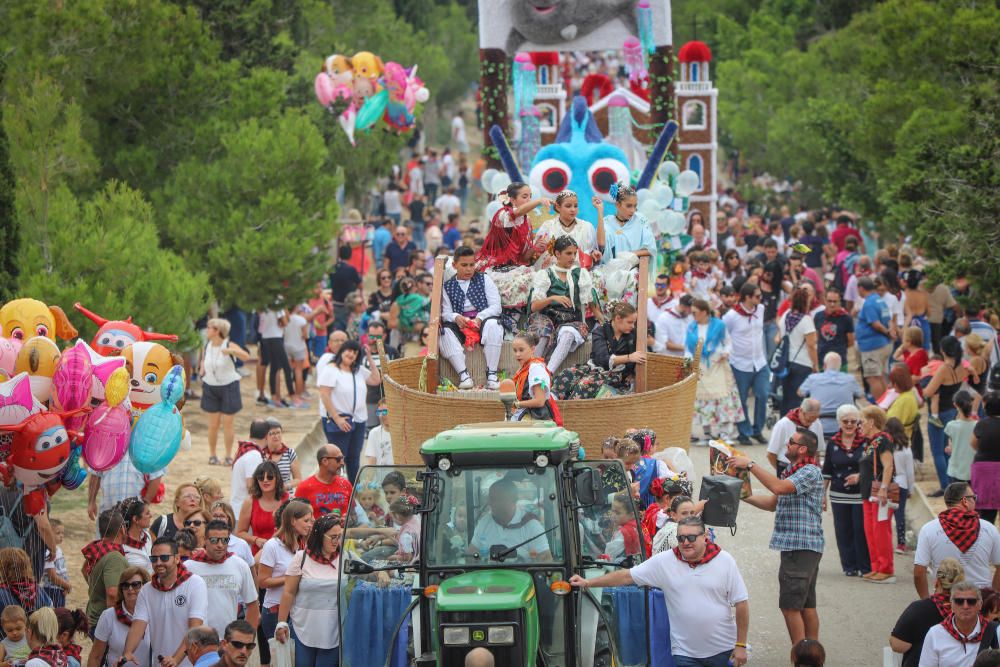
[52,341,93,431]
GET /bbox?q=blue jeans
[927,408,956,490]
[411,221,426,250]
[309,335,328,359]
[764,320,779,364]
[323,417,366,484]
[732,365,770,438]
[259,603,278,665]
[831,501,871,574]
[294,637,339,667]
[673,650,733,666]
[895,487,909,546]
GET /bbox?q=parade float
[384,0,719,461]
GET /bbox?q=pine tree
[0,57,19,301]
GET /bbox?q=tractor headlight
[443,627,470,645]
[487,625,515,645]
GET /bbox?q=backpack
[769,334,792,379]
[0,494,30,550]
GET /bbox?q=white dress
[532,217,598,269]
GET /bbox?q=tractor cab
[338,421,666,667]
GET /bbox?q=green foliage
[159,110,340,310]
[0,58,18,301]
[180,0,302,72]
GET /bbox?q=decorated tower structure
[674,40,718,241]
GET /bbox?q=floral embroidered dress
[527,266,593,356]
[686,317,744,440]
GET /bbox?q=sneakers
[486,373,500,391]
[895,544,908,555]
[844,570,859,577]
[458,373,474,390]
[928,414,944,428]
[256,395,269,406]
[865,572,897,584]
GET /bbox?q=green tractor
[339,421,670,667]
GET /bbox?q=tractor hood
[435,570,535,612]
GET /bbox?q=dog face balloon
[122,341,180,415]
[15,337,62,403]
[0,299,78,342]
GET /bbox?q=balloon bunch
[634,161,700,237]
[0,298,189,514]
[314,51,429,145]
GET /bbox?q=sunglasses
[122,581,144,590]
[676,533,704,544]
[322,455,345,462]
[207,536,231,545]
[184,519,205,527]
[228,640,257,651]
[150,554,174,563]
[654,283,669,288]
[953,598,979,607]
[256,473,276,481]
[376,409,388,416]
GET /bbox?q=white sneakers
[486,373,499,391]
[458,373,474,390]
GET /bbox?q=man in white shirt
[647,274,675,320]
[364,399,394,465]
[469,479,551,561]
[653,294,692,357]
[919,582,998,666]
[766,398,825,477]
[434,187,462,219]
[914,482,1000,597]
[570,516,750,666]
[229,420,269,522]
[185,521,259,637]
[440,246,504,389]
[722,283,771,446]
[451,111,468,154]
[123,537,208,667]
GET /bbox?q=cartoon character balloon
[382,62,428,133]
[0,338,21,381]
[14,337,62,403]
[0,299,78,343]
[82,366,132,473]
[73,303,178,357]
[122,341,181,416]
[128,365,185,474]
[0,409,86,515]
[79,340,127,407]
[51,341,94,432]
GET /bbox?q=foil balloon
[0,298,78,343]
[356,89,389,132]
[0,338,21,381]
[104,366,130,407]
[51,341,93,431]
[0,373,43,428]
[73,303,178,357]
[128,365,185,474]
[60,445,87,490]
[122,341,181,416]
[82,401,131,473]
[14,336,62,403]
[0,408,86,515]
[79,340,127,407]
[314,72,336,106]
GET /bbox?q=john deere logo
[472,630,485,642]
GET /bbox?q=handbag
[869,442,900,502]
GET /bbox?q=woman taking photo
[236,461,288,554]
[924,336,969,495]
[859,405,896,583]
[686,298,744,443]
[553,301,646,400]
[890,558,965,667]
[258,500,314,667]
[822,405,871,577]
[777,287,819,414]
[199,317,250,466]
[275,513,344,666]
[151,484,203,540]
[318,339,381,484]
[89,568,151,667]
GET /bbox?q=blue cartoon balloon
[60,445,87,490]
[128,365,185,473]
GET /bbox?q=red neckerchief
[306,547,339,566]
[733,303,757,319]
[673,540,722,568]
[186,548,234,563]
[233,440,262,464]
[63,644,83,661]
[824,307,848,318]
[830,430,867,454]
[6,581,38,609]
[939,507,981,553]
[931,593,952,619]
[668,309,685,319]
[267,444,291,461]
[786,408,807,428]
[27,645,67,667]
[781,456,818,479]
[941,613,989,647]
[691,269,708,279]
[81,539,125,578]
[115,603,133,627]
[151,562,192,592]
[651,295,671,309]
[125,531,148,550]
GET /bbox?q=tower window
[686,155,703,193]
[540,66,549,85]
[691,62,699,81]
[682,101,707,130]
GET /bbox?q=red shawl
[673,540,722,569]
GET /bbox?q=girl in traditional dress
[511,332,562,424]
[594,182,658,284]
[686,299,745,443]
[532,190,600,269]
[553,301,644,399]
[477,182,552,270]
[528,237,596,373]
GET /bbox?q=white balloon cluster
[636,161,687,236]
[480,169,511,195]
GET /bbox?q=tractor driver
[467,479,552,562]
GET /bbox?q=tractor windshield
[424,466,565,568]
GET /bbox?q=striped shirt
[266,448,297,488]
[771,464,825,553]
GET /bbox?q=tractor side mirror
[343,559,375,575]
[574,467,606,507]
